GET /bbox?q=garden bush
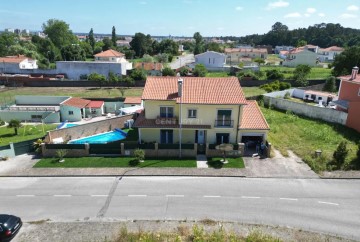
[332,141,349,169]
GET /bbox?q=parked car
[0,214,22,242]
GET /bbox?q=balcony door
[217,110,232,126]
[160,130,173,144]
[216,133,230,144]
[160,107,174,118]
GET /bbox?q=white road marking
[280,198,298,201]
[166,195,185,197]
[318,201,339,206]
[91,195,108,197]
[204,195,221,198]
[53,195,72,197]
[242,196,261,199]
[128,195,147,197]
[16,195,35,197]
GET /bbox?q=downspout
[235,104,241,143]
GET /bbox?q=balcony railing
[214,120,233,127]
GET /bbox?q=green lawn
[242,87,266,98]
[206,72,230,77]
[260,66,332,80]
[0,124,57,146]
[34,156,196,168]
[0,87,143,102]
[207,157,245,169]
[261,106,360,172]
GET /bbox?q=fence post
[238,143,245,157]
[194,143,197,156]
[9,142,15,157]
[121,143,125,155]
[267,142,272,158]
[85,143,90,156]
[154,143,158,157]
[205,143,209,156]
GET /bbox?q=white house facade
[282,48,317,67]
[317,46,344,62]
[195,51,226,70]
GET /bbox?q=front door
[197,130,205,144]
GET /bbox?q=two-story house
[94,49,127,63]
[317,46,344,62]
[0,55,38,73]
[134,76,269,148]
[335,67,360,133]
[282,47,317,67]
[224,48,268,65]
[194,51,226,70]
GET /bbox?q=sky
[1,0,360,37]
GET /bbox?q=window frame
[188,109,197,118]
[68,111,74,115]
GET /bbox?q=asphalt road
[169,54,195,69]
[0,177,359,240]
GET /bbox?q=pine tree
[88,28,95,51]
[112,26,117,47]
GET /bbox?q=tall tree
[0,32,17,56]
[7,119,21,135]
[61,44,86,61]
[112,26,117,47]
[130,32,153,57]
[88,28,95,51]
[42,19,77,49]
[102,37,113,51]
[332,46,360,76]
[193,32,204,55]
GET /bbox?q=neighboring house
[86,100,105,117]
[134,62,163,76]
[303,90,337,104]
[0,55,38,73]
[225,48,268,65]
[275,46,294,54]
[282,47,317,67]
[335,67,360,132]
[134,76,269,147]
[123,97,142,108]
[194,51,226,70]
[317,46,344,62]
[116,40,131,47]
[60,98,105,122]
[94,49,127,63]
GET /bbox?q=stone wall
[205,143,244,157]
[263,96,348,125]
[45,115,134,143]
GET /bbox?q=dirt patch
[13,220,355,242]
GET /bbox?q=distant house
[134,62,163,76]
[194,51,226,70]
[317,46,344,62]
[0,55,38,73]
[275,46,294,54]
[60,98,103,122]
[94,49,127,63]
[123,97,142,108]
[335,67,360,133]
[281,47,317,67]
[116,40,131,47]
[225,48,268,65]
[302,90,337,104]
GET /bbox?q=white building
[282,48,317,67]
[94,49,132,71]
[275,46,294,54]
[317,46,344,62]
[195,51,226,70]
[0,55,38,73]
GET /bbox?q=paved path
[196,155,208,168]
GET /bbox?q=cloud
[267,1,289,10]
[318,13,325,17]
[339,13,358,19]
[284,12,302,18]
[347,5,359,11]
[235,6,243,11]
[304,13,310,17]
[306,8,316,14]
[139,1,147,4]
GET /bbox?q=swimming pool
[57,123,78,129]
[68,129,127,144]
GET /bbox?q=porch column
[138,129,142,144]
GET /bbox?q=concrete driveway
[244,149,318,178]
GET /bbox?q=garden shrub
[284,91,291,99]
[0,119,5,126]
[134,149,145,162]
[332,141,349,169]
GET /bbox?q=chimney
[178,78,183,97]
[351,66,359,80]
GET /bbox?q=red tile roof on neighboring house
[86,100,104,108]
[224,48,267,54]
[94,49,124,57]
[321,46,344,52]
[134,62,163,71]
[339,74,360,83]
[124,97,142,104]
[239,101,270,130]
[62,98,91,108]
[142,76,247,105]
[0,55,29,63]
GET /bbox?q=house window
[160,107,173,118]
[216,133,230,144]
[160,130,173,144]
[69,111,74,115]
[209,58,211,64]
[216,110,232,127]
[188,109,197,118]
[90,108,97,114]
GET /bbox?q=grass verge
[242,87,266,98]
[34,157,196,168]
[207,157,245,169]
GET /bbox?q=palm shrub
[7,119,21,135]
[134,149,145,162]
[333,141,349,169]
[56,149,68,162]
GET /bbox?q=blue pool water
[57,123,78,129]
[68,129,127,144]
[64,123,78,128]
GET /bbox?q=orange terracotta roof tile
[86,100,104,108]
[239,101,270,130]
[134,62,163,71]
[224,48,267,54]
[94,49,124,57]
[62,98,91,108]
[321,46,344,52]
[124,97,142,104]
[142,76,247,105]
